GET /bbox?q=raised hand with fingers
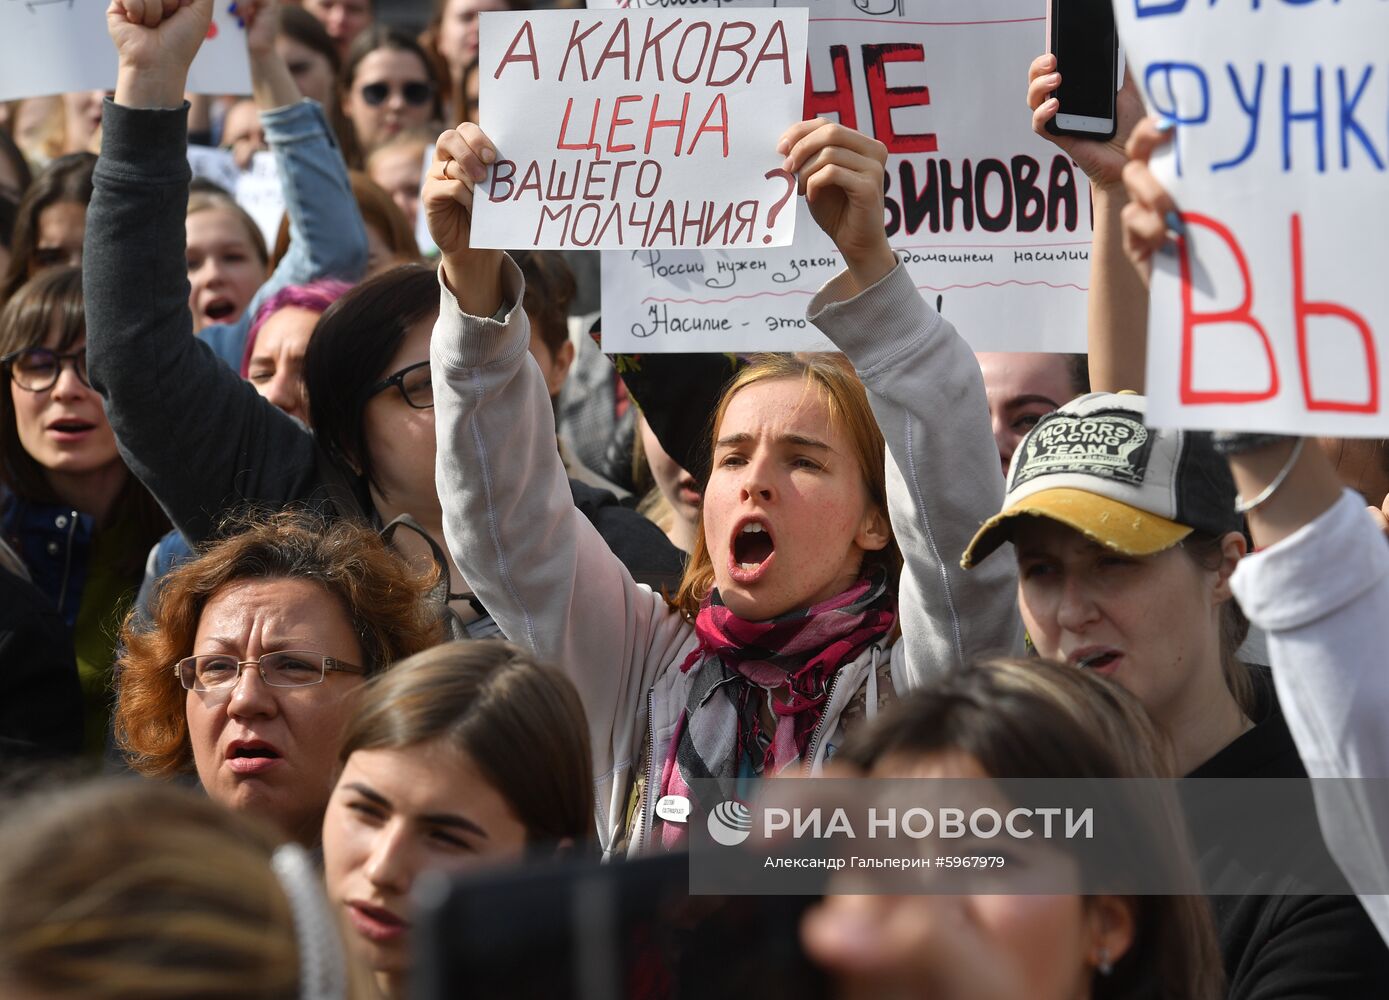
[778,118,895,294]
[235,0,277,60]
[1119,117,1180,287]
[1027,53,1145,191]
[424,122,506,316]
[107,0,212,74]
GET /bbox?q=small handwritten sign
[186,145,286,248]
[470,9,809,250]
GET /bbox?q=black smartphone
[411,851,828,1000]
[1045,0,1119,139]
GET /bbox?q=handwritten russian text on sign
[596,0,1092,354]
[1115,0,1389,437]
[470,9,809,250]
[0,1,251,101]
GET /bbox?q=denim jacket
[196,98,367,369]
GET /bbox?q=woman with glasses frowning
[116,510,441,846]
[0,265,169,757]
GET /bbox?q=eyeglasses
[175,650,364,694]
[1,347,90,392]
[367,361,433,409]
[359,81,434,108]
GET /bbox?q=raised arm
[1027,54,1149,392]
[1218,437,1389,943]
[425,124,693,775]
[779,120,1023,682]
[198,0,368,364]
[86,0,320,543]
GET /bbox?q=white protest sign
[470,9,809,250]
[594,0,1092,354]
[415,142,438,257]
[186,145,286,248]
[0,0,252,102]
[1115,0,1389,437]
[187,143,242,194]
[237,150,287,249]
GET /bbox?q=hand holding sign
[780,118,895,294]
[426,122,507,317]
[108,0,213,108]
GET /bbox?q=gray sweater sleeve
[431,258,695,792]
[809,263,1023,683]
[84,101,321,545]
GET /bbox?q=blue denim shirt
[196,99,367,369]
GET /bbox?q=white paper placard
[1116,0,1389,436]
[186,145,286,249]
[237,150,287,249]
[593,0,1092,354]
[470,9,809,251]
[0,0,252,102]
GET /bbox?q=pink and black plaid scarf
[655,572,896,849]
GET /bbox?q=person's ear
[1085,895,1136,976]
[856,505,891,553]
[1211,530,1247,604]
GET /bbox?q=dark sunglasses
[360,81,434,108]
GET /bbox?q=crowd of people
[1,1,1386,998]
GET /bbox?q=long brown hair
[341,640,595,852]
[0,152,94,307]
[116,511,442,778]
[840,656,1225,1000]
[670,353,901,619]
[0,266,169,575]
[0,780,375,999]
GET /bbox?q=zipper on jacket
[802,669,847,775]
[638,685,658,854]
[55,509,79,616]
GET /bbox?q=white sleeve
[1231,488,1389,943]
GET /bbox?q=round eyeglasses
[367,360,434,409]
[1,347,90,392]
[175,650,365,695]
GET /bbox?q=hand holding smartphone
[1045,0,1119,139]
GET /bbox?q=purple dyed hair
[239,279,354,378]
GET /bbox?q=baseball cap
[961,393,1241,569]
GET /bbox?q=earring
[1096,946,1113,976]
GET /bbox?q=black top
[1188,668,1389,999]
[83,101,681,590]
[0,567,83,763]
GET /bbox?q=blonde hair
[187,189,270,269]
[670,353,900,619]
[0,780,373,999]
